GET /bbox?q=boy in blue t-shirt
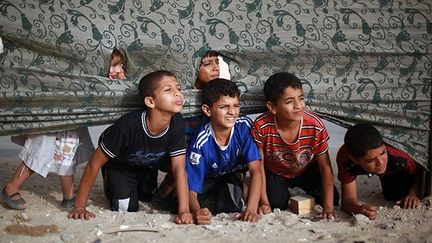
[68,70,193,224]
[186,79,262,225]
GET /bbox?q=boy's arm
[341,180,377,220]
[189,191,200,214]
[315,152,335,219]
[68,147,108,220]
[397,168,421,209]
[189,191,211,225]
[170,154,193,224]
[238,160,262,222]
[185,143,212,225]
[257,148,272,214]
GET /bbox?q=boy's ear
[201,104,211,117]
[266,101,277,115]
[144,97,155,109]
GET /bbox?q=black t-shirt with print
[99,110,186,169]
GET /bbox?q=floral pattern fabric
[0,1,430,169]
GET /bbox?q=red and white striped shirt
[251,110,329,179]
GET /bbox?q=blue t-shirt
[186,116,261,193]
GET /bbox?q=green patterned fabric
[0,1,430,169]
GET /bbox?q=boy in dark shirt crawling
[337,123,421,220]
[68,70,193,224]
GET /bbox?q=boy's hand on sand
[321,210,336,221]
[235,210,259,222]
[193,208,211,225]
[319,205,336,221]
[258,204,272,215]
[175,212,193,224]
[68,207,95,220]
[397,196,420,209]
[360,204,377,220]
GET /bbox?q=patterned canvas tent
[0,1,430,189]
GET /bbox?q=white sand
[0,122,431,243]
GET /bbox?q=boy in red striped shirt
[337,123,421,220]
[251,72,339,220]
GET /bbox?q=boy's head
[201,79,240,130]
[195,51,220,89]
[109,49,126,80]
[111,49,124,64]
[344,123,388,174]
[264,72,305,122]
[138,70,184,113]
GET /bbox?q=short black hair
[138,70,176,101]
[201,78,240,106]
[264,72,302,104]
[199,50,220,67]
[344,123,384,158]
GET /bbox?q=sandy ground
[0,122,431,243]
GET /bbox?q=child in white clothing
[1,127,94,210]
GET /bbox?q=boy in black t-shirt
[68,70,193,224]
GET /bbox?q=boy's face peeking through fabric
[267,86,305,123]
[351,144,388,175]
[198,55,220,83]
[144,75,184,114]
[202,95,240,131]
[109,53,125,80]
